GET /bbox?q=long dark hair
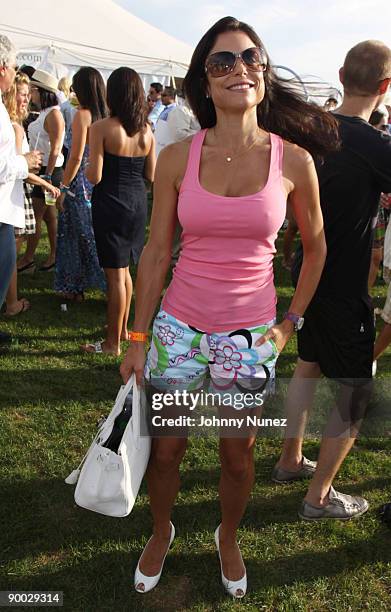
[72,67,108,123]
[107,67,147,136]
[183,16,340,158]
[38,88,58,110]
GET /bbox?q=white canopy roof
[0,0,193,81]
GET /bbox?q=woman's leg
[82,267,125,354]
[135,437,187,589]
[0,223,16,308]
[122,266,133,340]
[218,433,257,584]
[42,204,57,267]
[369,247,383,289]
[15,235,25,254]
[374,323,391,360]
[4,265,30,315]
[19,198,45,267]
[6,234,31,314]
[374,284,391,360]
[105,267,126,353]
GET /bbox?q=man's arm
[0,138,28,185]
[0,115,40,184]
[369,131,391,193]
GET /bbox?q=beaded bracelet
[129,331,148,342]
[59,183,75,198]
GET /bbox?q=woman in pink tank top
[121,17,339,598]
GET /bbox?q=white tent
[0,0,193,86]
[275,67,341,107]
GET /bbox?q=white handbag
[65,374,151,517]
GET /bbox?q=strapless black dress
[91,152,147,268]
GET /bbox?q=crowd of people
[1,16,391,599]
[0,52,202,354]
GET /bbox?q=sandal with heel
[215,525,247,599]
[134,523,175,593]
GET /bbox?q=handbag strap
[117,374,143,449]
[116,373,137,409]
[77,374,138,471]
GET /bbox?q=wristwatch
[283,311,304,331]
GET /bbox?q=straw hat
[30,69,59,93]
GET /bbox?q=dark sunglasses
[205,47,267,78]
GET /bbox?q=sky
[116,0,390,87]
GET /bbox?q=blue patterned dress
[55,144,106,295]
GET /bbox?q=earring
[206,92,210,99]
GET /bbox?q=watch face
[297,317,304,330]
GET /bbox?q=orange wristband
[129,331,148,342]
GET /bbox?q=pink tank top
[162,128,287,333]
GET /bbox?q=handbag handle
[118,374,142,446]
[116,372,137,408]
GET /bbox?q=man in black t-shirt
[272,40,391,520]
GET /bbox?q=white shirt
[154,103,177,157]
[0,95,28,227]
[166,105,200,143]
[28,106,64,167]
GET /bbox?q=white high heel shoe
[214,525,247,599]
[134,522,175,593]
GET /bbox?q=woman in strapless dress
[84,67,155,355]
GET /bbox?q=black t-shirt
[292,114,391,298]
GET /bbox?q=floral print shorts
[145,309,279,399]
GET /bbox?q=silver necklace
[213,128,260,163]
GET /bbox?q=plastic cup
[44,191,56,206]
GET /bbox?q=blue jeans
[0,222,16,308]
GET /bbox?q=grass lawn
[1,229,391,612]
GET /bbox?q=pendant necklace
[213,128,260,163]
[226,136,259,162]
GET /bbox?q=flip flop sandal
[17,261,35,274]
[81,341,104,354]
[3,298,30,317]
[38,262,55,272]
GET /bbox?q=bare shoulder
[89,117,107,134]
[144,123,153,136]
[283,140,314,168]
[159,135,194,162]
[76,108,92,125]
[158,138,192,167]
[12,122,24,138]
[48,107,64,121]
[155,137,194,187]
[281,140,317,194]
[143,123,155,143]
